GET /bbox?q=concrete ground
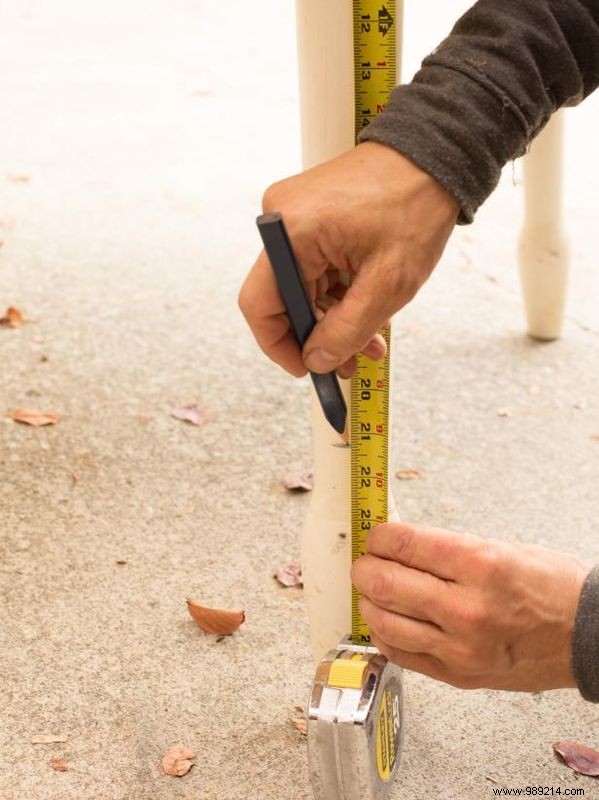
[0,1,598,798]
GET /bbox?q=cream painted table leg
[518,111,569,341]
[296,0,403,662]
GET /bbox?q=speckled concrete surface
[0,2,597,799]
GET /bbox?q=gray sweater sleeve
[359,0,599,223]
[572,566,599,702]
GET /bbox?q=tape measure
[307,4,405,799]
[351,325,391,644]
[308,333,403,800]
[353,0,398,142]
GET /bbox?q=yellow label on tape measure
[375,675,403,781]
[353,0,397,142]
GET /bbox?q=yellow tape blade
[351,327,391,644]
[350,2,397,644]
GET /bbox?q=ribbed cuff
[572,565,599,703]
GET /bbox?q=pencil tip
[339,421,349,445]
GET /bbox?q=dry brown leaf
[290,705,308,736]
[10,408,59,427]
[496,408,512,418]
[274,560,303,588]
[553,740,599,777]
[31,734,68,744]
[50,757,69,772]
[171,404,206,426]
[395,469,426,481]
[0,306,25,328]
[7,174,30,183]
[291,717,307,736]
[186,600,245,635]
[282,470,314,492]
[160,745,196,777]
[591,435,599,442]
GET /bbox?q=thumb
[302,266,394,373]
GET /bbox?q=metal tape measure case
[308,640,404,800]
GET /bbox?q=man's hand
[239,142,459,378]
[351,522,591,692]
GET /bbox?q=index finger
[366,522,485,583]
[238,250,307,377]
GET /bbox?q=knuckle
[261,182,281,212]
[456,602,488,632]
[337,310,364,346]
[377,259,419,305]
[368,569,396,606]
[237,282,250,316]
[378,260,403,292]
[328,312,366,353]
[376,611,397,643]
[475,539,507,581]
[349,559,362,586]
[262,179,300,219]
[389,526,418,567]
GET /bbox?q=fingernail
[305,348,340,372]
